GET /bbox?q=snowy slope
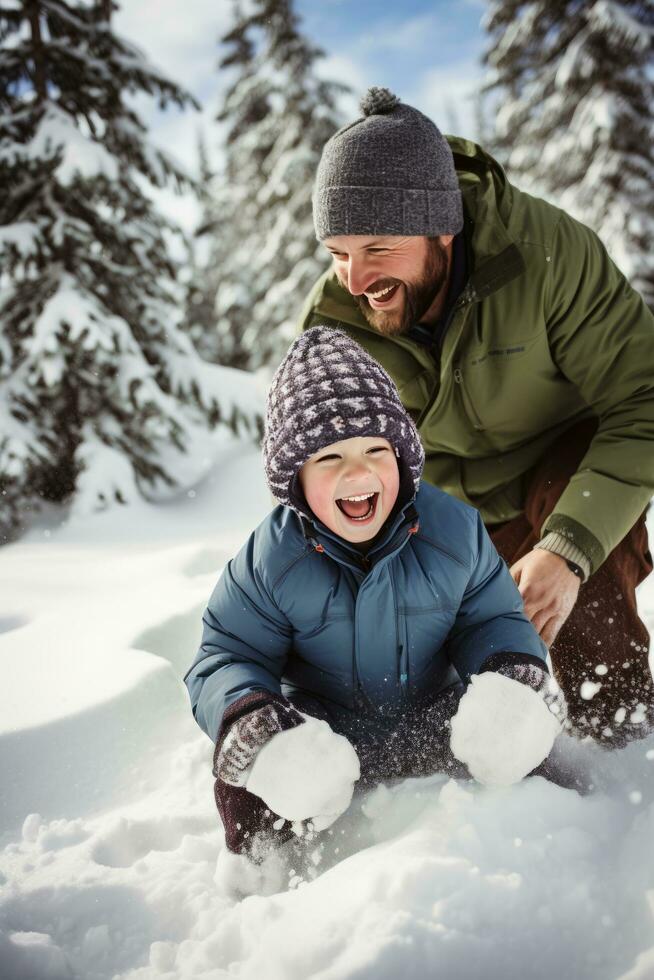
[1,437,654,980]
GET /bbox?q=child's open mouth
[336,492,379,522]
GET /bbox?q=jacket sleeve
[183,532,293,743]
[541,211,654,574]
[446,510,548,682]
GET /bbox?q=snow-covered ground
[1,436,654,980]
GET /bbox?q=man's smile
[365,282,401,308]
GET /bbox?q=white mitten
[246,715,360,830]
[450,670,563,787]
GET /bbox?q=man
[297,86,654,746]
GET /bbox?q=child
[185,327,565,856]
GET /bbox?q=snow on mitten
[214,700,306,787]
[246,716,361,830]
[450,656,566,787]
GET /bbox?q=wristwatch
[565,559,584,581]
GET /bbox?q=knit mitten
[482,655,567,725]
[450,655,566,787]
[214,700,306,788]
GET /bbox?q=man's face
[323,234,453,336]
[298,436,400,544]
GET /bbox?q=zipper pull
[454,368,463,383]
[398,644,408,692]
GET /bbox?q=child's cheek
[305,476,336,527]
[384,462,401,510]
[315,483,337,527]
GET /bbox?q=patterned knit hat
[263,326,425,516]
[313,86,463,240]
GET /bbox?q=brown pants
[487,420,653,746]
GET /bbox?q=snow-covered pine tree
[483,0,654,308]
[182,128,222,360]
[0,0,259,540]
[195,0,349,370]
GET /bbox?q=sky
[113,0,488,232]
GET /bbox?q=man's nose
[346,258,376,296]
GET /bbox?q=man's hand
[510,550,581,646]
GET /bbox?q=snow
[246,716,360,828]
[0,222,42,260]
[450,672,561,786]
[15,104,121,185]
[588,1,653,52]
[1,440,654,979]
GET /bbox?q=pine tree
[0,0,258,539]
[182,128,221,360]
[483,0,654,307]
[195,0,349,370]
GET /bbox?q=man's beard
[352,238,450,337]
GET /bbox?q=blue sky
[297,0,486,90]
[297,0,487,134]
[114,0,488,230]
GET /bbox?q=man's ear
[439,234,454,247]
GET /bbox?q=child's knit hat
[263,325,425,516]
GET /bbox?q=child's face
[298,436,400,543]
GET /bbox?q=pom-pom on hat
[263,326,425,517]
[313,86,463,240]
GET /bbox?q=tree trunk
[26,0,47,104]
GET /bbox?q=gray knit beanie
[263,326,425,516]
[313,86,463,240]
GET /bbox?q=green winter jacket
[298,137,654,576]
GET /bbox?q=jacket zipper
[398,643,409,696]
[393,570,409,697]
[417,294,473,429]
[453,366,485,431]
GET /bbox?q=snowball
[450,673,561,787]
[246,716,360,826]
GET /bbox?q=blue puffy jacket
[184,481,547,745]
